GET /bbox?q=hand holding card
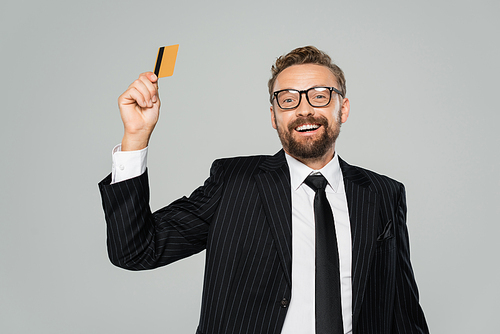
[117,46,178,151]
[118,71,161,151]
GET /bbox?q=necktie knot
[304,174,328,192]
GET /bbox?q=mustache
[287,116,329,131]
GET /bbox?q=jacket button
[280,298,289,308]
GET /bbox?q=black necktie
[304,174,343,334]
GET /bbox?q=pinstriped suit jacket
[99,150,429,334]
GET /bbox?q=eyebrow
[277,85,331,91]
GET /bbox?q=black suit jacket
[99,150,429,334]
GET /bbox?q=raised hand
[118,72,160,151]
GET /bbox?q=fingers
[119,72,159,109]
[120,87,151,109]
[132,72,158,107]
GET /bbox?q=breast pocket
[376,219,395,252]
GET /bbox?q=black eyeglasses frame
[272,86,344,110]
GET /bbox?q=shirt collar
[285,152,343,193]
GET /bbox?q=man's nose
[295,92,314,117]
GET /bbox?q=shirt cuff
[111,144,148,184]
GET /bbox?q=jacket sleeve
[393,183,430,333]
[98,160,224,270]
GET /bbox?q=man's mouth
[295,124,321,132]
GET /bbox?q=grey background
[1,0,498,333]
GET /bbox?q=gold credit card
[154,44,179,78]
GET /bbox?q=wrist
[121,133,150,151]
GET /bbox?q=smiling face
[270,64,350,169]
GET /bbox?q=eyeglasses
[272,86,343,110]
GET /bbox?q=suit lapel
[339,158,379,328]
[254,150,292,287]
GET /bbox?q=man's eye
[280,94,297,104]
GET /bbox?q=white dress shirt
[110,146,352,333]
[110,144,147,184]
[280,153,352,334]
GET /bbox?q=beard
[275,113,341,161]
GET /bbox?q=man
[99,46,429,334]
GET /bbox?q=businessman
[99,46,429,334]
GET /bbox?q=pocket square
[377,219,394,241]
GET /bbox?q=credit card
[154,44,179,78]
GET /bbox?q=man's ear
[340,98,350,124]
[270,106,277,130]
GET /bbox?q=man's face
[270,64,350,164]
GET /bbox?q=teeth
[296,124,320,132]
